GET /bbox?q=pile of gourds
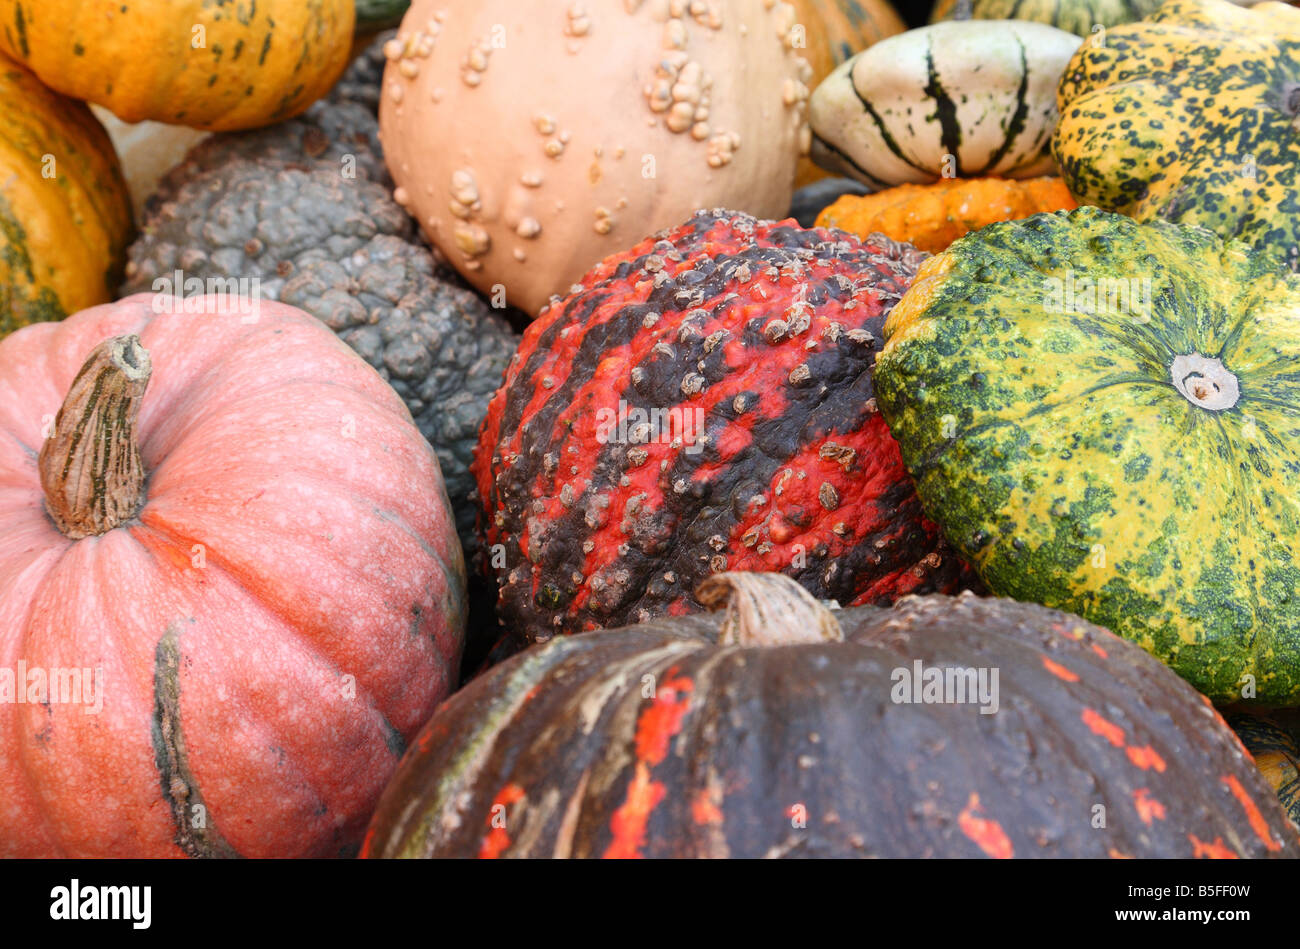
[2,0,1300,859]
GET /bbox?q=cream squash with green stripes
[809,20,1081,187]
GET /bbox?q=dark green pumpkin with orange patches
[1053,0,1300,271]
[472,209,976,646]
[363,572,1299,858]
[874,206,1300,705]
[0,0,353,131]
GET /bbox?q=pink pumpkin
[0,293,465,857]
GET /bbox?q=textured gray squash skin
[281,235,517,550]
[121,33,520,553]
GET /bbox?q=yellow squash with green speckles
[0,0,353,131]
[1053,0,1300,271]
[874,206,1300,706]
[0,55,132,337]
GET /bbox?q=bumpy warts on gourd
[378,0,819,315]
[474,208,979,644]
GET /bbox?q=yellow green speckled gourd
[1053,0,1300,271]
[931,0,1161,37]
[0,55,132,336]
[0,0,354,131]
[873,206,1300,706]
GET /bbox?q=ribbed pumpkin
[931,0,1161,36]
[0,0,354,131]
[0,295,465,857]
[809,20,1082,187]
[1053,0,1300,272]
[816,176,1077,252]
[795,0,906,81]
[473,209,977,644]
[792,0,908,186]
[363,572,1299,858]
[874,206,1300,706]
[0,55,132,337]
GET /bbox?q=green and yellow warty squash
[1053,0,1300,271]
[0,0,354,131]
[874,206,1300,706]
[930,0,1161,37]
[0,55,132,336]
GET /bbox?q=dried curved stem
[39,335,152,538]
[696,571,844,647]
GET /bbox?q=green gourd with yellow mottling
[873,206,1300,706]
[1053,0,1300,272]
[930,0,1161,37]
[0,0,354,132]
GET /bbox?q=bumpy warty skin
[474,208,981,643]
[282,235,518,552]
[146,98,391,195]
[121,34,397,299]
[328,30,392,114]
[121,163,414,300]
[120,27,523,558]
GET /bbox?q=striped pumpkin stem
[697,572,845,647]
[39,335,152,539]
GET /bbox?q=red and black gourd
[473,209,977,643]
[363,572,1299,858]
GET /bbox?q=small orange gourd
[817,177,1078,253]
